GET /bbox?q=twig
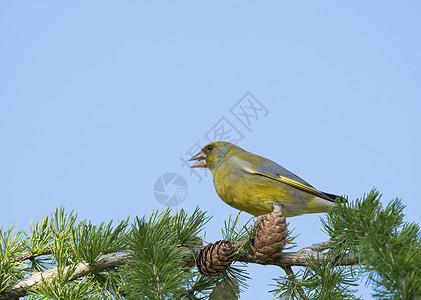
[282,265,307,300]
[10,250,52,263]
[298,240,334,253]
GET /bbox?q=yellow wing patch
[250,169,331,200]
[231,156,333,202]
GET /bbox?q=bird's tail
[323,192,348,204]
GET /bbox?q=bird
[189,141,342,217]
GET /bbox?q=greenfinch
[189,141,341,217]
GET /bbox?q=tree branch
[10,250,52,263]
[282,265,307,300]
[236,246,357,267]
[298,240,334,252]
[0,252,130,300]
[0,240,358,299]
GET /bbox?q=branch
[0,240,358,299]
[0,252,130,300]
[282,265,307,300]
[237,246,357,267]
[298,240,334,252]
[10,250,52,263]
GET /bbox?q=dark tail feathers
[323,192,347,203]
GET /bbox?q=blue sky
[1,1,420,299]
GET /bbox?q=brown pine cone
[249,212,288,261]
[196,240,235,276]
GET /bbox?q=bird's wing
[231,154,335,202]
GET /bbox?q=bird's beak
[189,151,207,168]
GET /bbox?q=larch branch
[0,240,358,299]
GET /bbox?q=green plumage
[190,141,339,217]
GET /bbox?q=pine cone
[196,240,235,276]
[249,212,288,261]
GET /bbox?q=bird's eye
[206,144,214,151]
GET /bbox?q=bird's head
[189,141,242,171]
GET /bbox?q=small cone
[249,212,288,261]
[196,240,234,276]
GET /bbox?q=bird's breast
[212,166,276,216]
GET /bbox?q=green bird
[189,141,341,217]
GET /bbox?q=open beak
[189,151,207,168]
